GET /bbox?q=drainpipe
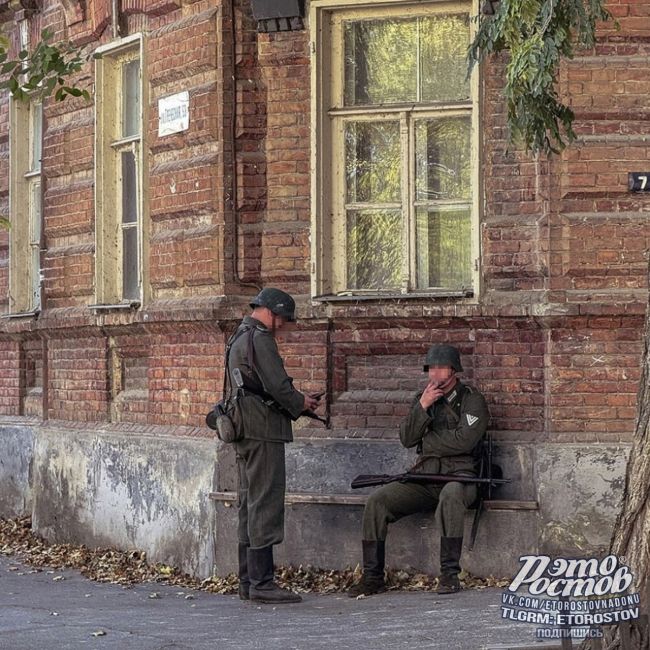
[229,0,261,292]
[112,0,121,39]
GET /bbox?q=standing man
[228,288,320,604]
[348,344,489,597]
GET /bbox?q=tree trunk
[582,304,650,650]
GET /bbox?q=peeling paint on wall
[31,426,218,578]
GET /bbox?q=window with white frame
[95,35,145,306]
[9,98,42,313]
[311,0,479,297]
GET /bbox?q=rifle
[351,472,509,490]
[469,434,502,550]
[232,367,327,425]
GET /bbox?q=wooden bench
[209,491,538,510]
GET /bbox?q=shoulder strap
[247,326,256,372]
[223,325,254,400]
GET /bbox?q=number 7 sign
[629,172,650,191]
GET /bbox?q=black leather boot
[248,546,302,604]
[238,542,250,600]
[348,540,387,597]
[436,536,463,594]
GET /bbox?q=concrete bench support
[210,488,540,577]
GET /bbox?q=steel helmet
[249,288,296,322]
[423,344,463,373]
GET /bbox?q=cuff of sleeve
[414,401,430,419]
[287,392,305,419]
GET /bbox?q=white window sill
[89,301,141,311]
[311,290,473,303]
[2,309,40,319]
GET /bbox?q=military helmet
[249,288,296,322]
[423,344,463,373]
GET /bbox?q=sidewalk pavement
[0,555,551,650]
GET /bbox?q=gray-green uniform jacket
[228,316,304,443]
[400,382,490,475]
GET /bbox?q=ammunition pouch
[206,394,244,443]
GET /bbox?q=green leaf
[468,0,611,154]
[1,61,18,74]
[3,32,92,104]
[44,77,57,95]
[62,86,83,97]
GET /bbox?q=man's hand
[419,381,444,410]
[303,393,321,412]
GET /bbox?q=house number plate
[628,172,650,192]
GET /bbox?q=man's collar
[243,315,268,330]
[443,380,461,403]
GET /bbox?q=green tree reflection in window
[344,15,470,106]
[340,12,473,293]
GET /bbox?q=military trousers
[234,438,286,549]
[362,480,477,541]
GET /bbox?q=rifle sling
[223,325,256,401]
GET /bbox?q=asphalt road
[0,555,553,650]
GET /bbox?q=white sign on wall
[158,91,189,137]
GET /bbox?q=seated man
[348,344,489,597]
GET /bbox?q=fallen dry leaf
[0,516,510,595]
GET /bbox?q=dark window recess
[251,0,304,32]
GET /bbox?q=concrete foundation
[0,422,34,518]
[213,438,629,578]
[0,423,630,580]
[30,424,218,578]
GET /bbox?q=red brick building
[0,0,647,577]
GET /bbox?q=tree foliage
[468,0,613,154]
[0,28,94,103]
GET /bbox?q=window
[311,0,479,297]
[9,98,43,313]
[95,35,146,306]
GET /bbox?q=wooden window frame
[310,0,481,300]
[8,97,43,315]
[94,33,148,308]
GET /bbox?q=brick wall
[48,336,109,422]
[256,29,311,291]
[548,316,644,443]
[0,341,20,415]
[0,0,645,453]
[21,338,44,418]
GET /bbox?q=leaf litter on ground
[0,516,510,594]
